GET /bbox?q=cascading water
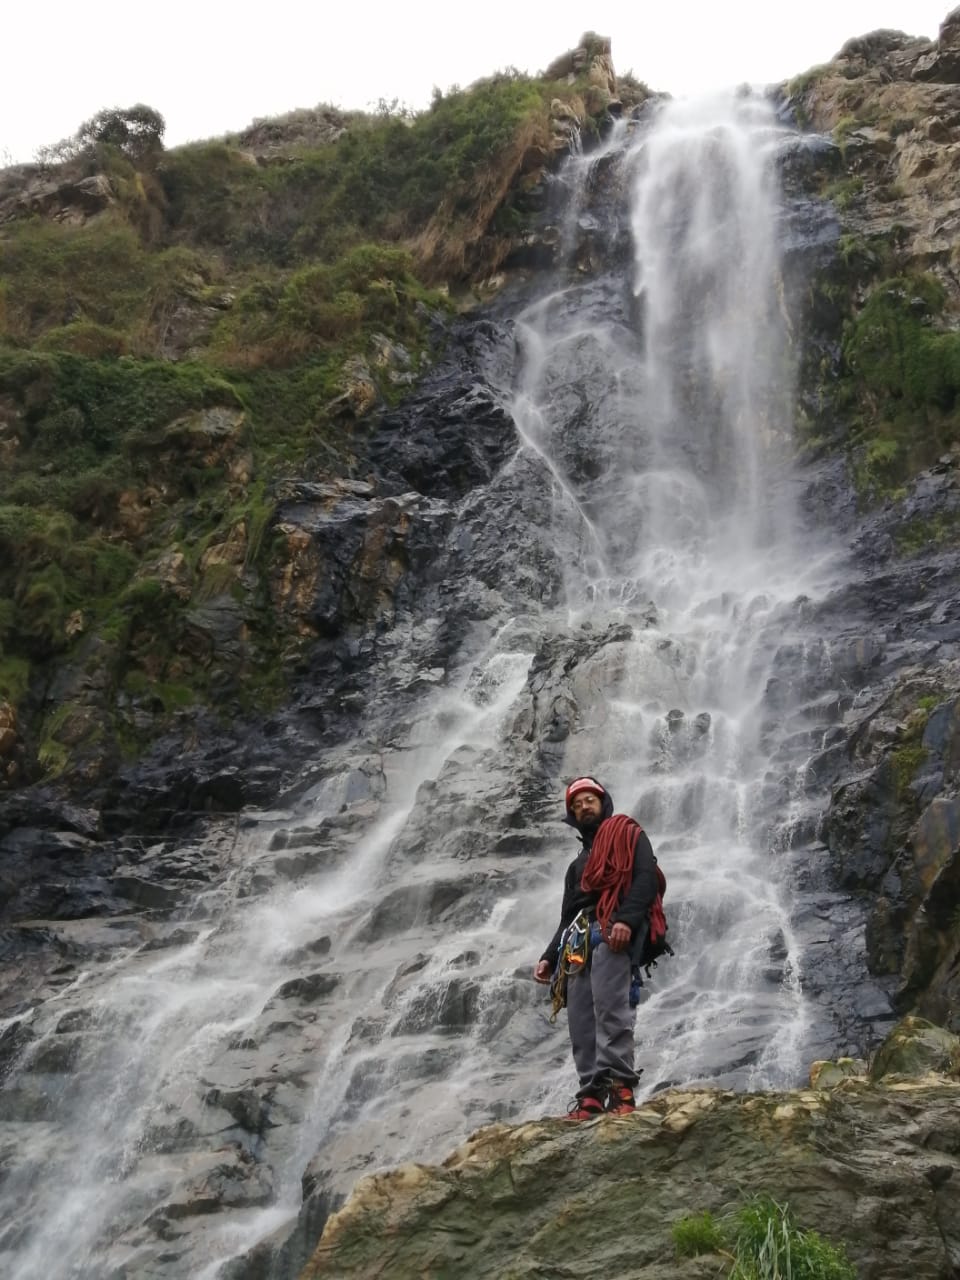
[514,93,843,1096]
[0,94,891,1278]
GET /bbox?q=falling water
[512,92,846,1096]
[0,94,873,1278]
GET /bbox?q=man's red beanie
[564,776,606,811]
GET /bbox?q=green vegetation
[37,104,166,168]
[208,243,436,370]
[672,1209,729,1258]
[158,73,573,279]
[672,1197,856,1279]
[807,264,960,503]
[842,275,960,499]
[823,175,863,211]
[831,115,861,159]
[888,701,931,802]
[0,64,615,780]
[786,64,830,100]
[894,509,960,555]
[844,276,960,412]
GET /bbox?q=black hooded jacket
[540,783,659,970]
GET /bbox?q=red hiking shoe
[563,1094,604,1121]
[607,1083,635,1115]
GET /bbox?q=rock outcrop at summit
[301,1021,960,1280]
[784,9,960,295]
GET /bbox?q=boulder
[0,167,115,226]
[809,1056,868,1088]
[870,1015,960,1079]
[914,7,960,82]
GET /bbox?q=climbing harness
[548,911,591,1023]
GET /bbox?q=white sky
[1,1,950,163]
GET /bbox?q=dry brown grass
[410,109,553,283]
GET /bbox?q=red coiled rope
[580,813,640,937]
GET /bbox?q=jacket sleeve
[611,829,658,937]
[540,861,576,968]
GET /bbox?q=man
[534,775,659,1119]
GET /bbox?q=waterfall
[0,94,883,1279]
[512,92,842,1097]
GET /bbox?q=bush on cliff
[37,104,166,168]
[0,220,218,349]
[673,1196,856,1279]
[845,275,960,414]
[841,274,960,495]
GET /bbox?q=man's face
[570,789,603,830]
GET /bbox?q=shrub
[159,72,552,278]
[0,655,30,703]
[731,1198,856,1280]
[77,105,165,160]
[672,1210,728,1258]
[17,565,68,652]
[37,104,165,167]
[0,221,149,342]
[159,142,261,246]
[844,274,958,409]
[672,1197,856,1280]
[38,322,131,358]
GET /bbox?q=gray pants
[566,943,639,1094]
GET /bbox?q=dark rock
[354,880,476,942]
[218,1184,343,1280]
[112,875,185,910]
[204,1087,275,1135]
[0,1020,34,1076]
[139,928,202,953]
[269,973,339,1004]
[914,8,960,82]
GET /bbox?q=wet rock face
[797,523,960,1031]
[800,622,960,1029]
[302,1064,960,1280]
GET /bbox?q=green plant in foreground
[672,1209,729,1258]
[732,1198,856,1280]
[673,1197,856,1280]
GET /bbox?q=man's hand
[608,922,632,953]
[533,959,553,984]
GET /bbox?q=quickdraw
[548,911,591,1023]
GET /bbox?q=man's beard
[576,813,602,835]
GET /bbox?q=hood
[563,776,614,829]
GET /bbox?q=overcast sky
[1,1,950,163]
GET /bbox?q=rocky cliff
[775,6,960,1038]
[302,1021,960,1280]
[1,15,960,1280]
